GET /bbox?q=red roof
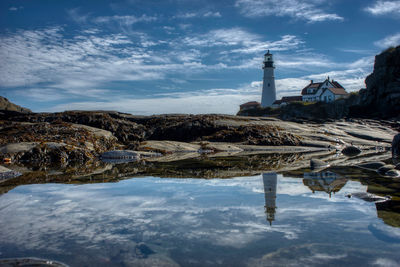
[301,79,346,96]
[240,101,260,108]
[325,87,348,95]
[331,80,344,89]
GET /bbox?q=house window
[268,83,270,87]
[324,96,327,102]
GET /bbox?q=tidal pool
[1,172,400,266]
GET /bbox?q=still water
[1,172,400,266]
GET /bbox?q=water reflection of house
[303,171,347,198]
[263,173,277,225]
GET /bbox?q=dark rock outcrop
[341,145,362,157]
[0,121,118,165]
[392,133,400,158]
[0,96,31,113]
[361,46,400,118]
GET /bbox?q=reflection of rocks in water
[348,192,390,203]
[0,257,68,266]
[303,171,347,197]
[376,200,400,228]
[262,173,277,225]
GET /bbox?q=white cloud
[235,0,343,23]
[174,11,222,19]
[374,32,400,48]
[203,11,222,18]
[46,85,261,114]
[67,8,89,24]
[364,1,400,16]
[9,6,22,11]
[182,28,303,57]
[93,14,157,26]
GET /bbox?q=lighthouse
[261,50,276,107]
[262,172,278,225]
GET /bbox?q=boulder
[377,165,396,175]
[392,133,400,158]
[384,169,400,177]
[348,192,391,203]
[341,145,361,157]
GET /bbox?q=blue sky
[1,0,400,114]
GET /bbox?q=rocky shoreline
[0,108,399,181]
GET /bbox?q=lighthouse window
[268,83,270,87]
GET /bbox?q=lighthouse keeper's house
[301,78,348,103]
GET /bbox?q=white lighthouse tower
[262,172,278,226]
[261,50,276,107]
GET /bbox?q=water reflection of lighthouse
[262,172,278,225]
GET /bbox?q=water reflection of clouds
[0,175,398,265]
[0,179,300,255]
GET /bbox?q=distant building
[239,101,261,111]
[301,77,348,103]
[272,96,302,107]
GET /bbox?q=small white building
[272,96,302,107]
[301,78,348,103]
[239,101,261,111]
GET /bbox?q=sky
[1,0,400,115]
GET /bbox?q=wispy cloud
[9,6,23,11]
[235,0,343,23]
[174,11,222,19]
[93,14,158,25]
[374,32,400,48]
[181,27,303,57]
[364,1,400,16]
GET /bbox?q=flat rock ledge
[0,165,21,183]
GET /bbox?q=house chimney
[310,80,313,83]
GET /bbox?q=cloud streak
[364,1,400,16]
[235,0,344,22]
[374,33,400,48]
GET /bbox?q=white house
[301,77,348,103]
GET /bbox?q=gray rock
[0,165,21,183]
[348,192,391,203]
[384,169,400,177]
[310,158,329,170]
[377,165,395,175]
[357,161,386,171]
[341,145,361,156]
[392,133,400,159]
